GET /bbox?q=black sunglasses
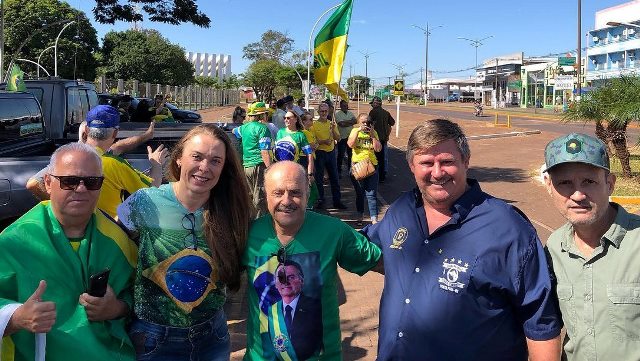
[276,247,289,285]
[50,175,104,191]
[181,213,198,250]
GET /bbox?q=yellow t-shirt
[95,146,153,218]
[302,129,317,158]
[350,128,379,165]
[312,120,339,152]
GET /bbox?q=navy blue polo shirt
[362,180,561,361]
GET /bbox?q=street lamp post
[307,3,341,110]
[458,36,493,102]
[37,45,55,78]
[355,79,362,114]
[412,23,441,107]
[16,58,50,77]
[54,20,75,77]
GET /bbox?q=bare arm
[261,150,271,167]
[347,129,358,149]
[526,336,561,361]
[109,122,154,156]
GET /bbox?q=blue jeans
[314,148,341,204]
[336,138,352,174]
[129,310,230,361]
[350,166,379,218]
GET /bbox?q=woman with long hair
[348,113,382,224]
[117,124,253,361]
[273,110,314,177]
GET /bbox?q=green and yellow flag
[313,0,353,99]
[6,64,27,92]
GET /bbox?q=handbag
[351,158,376,181]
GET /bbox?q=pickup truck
[0,79,237,228]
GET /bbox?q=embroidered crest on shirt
[273,334,291,353]
[438,258,469,293]
[390,227,408,249]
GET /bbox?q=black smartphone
[88,269,110,297]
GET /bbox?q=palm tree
[563,76,640,178]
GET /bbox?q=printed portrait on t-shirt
[252,251,323,360]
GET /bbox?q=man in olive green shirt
[543,133,640,361]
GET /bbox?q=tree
[242,30,294,61]
[3,0,99,80]
[93,0,210,27]
[194,74,241,89]
[243,59,281,101]
[346,76,370,99]
[100,29,194,85]
[563,76,640,178]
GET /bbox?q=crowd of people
[0,95,636,361]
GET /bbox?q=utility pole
[359,50,376,98]
[576,0,582,99]
[494,58,499,109]
[458,35,493,102]
[412,23,441,106]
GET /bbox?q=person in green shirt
[242,161,382,360]
[233,101,273,216]
[0,142,137,361]
[543,133,640,361]
[273,111,313,176]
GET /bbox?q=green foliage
[93,0,210,27]
[563,76,640,177]
[99,29,194,85]
[346,75,371,98]
[3,0,99,80]
[242,30,294,61]
[243,59,280,101]
[194,74,242,89]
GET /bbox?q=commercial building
[185,52,232,81]
[586,0,640,85]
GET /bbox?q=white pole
[356,82,360,114]
[54,20,75,78]
[17,58,50,77]
[306,3,341,110]
[37,45,55,78]
[395,95,400,138]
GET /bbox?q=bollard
[494,113,498,125]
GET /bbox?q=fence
[96,76,241,111]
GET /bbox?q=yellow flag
[313,0,352,99]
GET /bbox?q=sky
[72,0,630,87]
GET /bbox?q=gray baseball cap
[543,133,609,172]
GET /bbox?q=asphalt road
[386,104,640,142]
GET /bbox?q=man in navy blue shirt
[362,119,562,361]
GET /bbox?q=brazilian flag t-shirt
[274,128,313,163]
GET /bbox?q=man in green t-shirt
[242,161,382,360]
[233,101,273,216]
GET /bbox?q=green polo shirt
[546,204,640,361]
[334,110,356,140]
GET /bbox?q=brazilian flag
[313,0,353,99]
[6,64,27,92]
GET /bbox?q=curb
[610,196,640,205]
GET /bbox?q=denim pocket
[211,314,230,342]
[607,284,640,341]
[130,330,165,358]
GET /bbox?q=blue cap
[543,133,609,172]
[86,105,120,128]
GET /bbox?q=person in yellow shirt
[348,114,382,224]
[84,105,167,217]
[311,103,345,209]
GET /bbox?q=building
[586,1,640,85]
[185,52,232,82]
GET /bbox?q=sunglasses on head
[50,175,104,191]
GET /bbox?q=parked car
[98,93,133,122]
[164,102,202,123]
[447,93,460,102]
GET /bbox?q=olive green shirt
[546,204,640,361]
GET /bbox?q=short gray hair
[87,127,116,141]
[48,142,102,174]
[406,119,470,163]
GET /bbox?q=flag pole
[307,3,342,111]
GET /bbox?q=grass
[610,148,640,197]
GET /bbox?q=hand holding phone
[88,269,110,297]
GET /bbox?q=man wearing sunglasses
[0,142,137,360]
[243,161,381,360]
[84,105,167,218]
